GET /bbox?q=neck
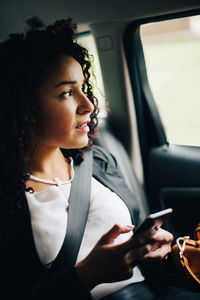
[31,145,69,179]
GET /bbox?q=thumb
[98,224,134,245]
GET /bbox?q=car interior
[1,0,200,240]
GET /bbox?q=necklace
[28,157,74,188]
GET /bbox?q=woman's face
[36,55,94,149]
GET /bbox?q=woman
[0,19,199,299]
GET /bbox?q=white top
[26,164,144,299]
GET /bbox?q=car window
[140,15,200,146]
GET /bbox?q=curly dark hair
[0,19,99,213]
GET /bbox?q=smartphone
[133,208,173,237]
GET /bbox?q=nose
[77,93,94,115]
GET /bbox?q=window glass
[77,33,106,116]
[140,16,200,146]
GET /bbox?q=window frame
[124,8,200,168]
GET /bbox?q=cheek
[41,105,75,136]
[53,110,74,132]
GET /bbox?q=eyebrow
[54,80,77,88]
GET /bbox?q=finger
[124,251,133,265]
[122,242,155,267]
[150,229,173,244]
[110,228,172,258]
[150,241,162,251]
[134,229,173,250]
[132,228,173,247]
[143,243,171,260]
[99,224,135,245]
[112,230,154,256]
[131,229,158,247]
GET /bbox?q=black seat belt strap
[51,150,93,273]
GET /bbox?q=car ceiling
[1,0,200,40]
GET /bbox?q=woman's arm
[1,221,172,299]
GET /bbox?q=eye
[60,89,73,98]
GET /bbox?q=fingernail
[126,225,135,229]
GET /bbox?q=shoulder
[92,145,118,170]
[92,145,124,180]
[91,146,140,225]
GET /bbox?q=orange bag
[172,223,200,290]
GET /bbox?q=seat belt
[50,150,93,273]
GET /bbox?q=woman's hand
[122,227,173,267]
[75,224,173,291]
[75,224,135,290]
[138,227,173,261]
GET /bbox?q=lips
[76,120,90,128]
[75,120,90,132]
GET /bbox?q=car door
[124,9,200,238]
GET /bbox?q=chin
[63,137,89,149]
[77,140,89,148]
[76,136,90,148]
